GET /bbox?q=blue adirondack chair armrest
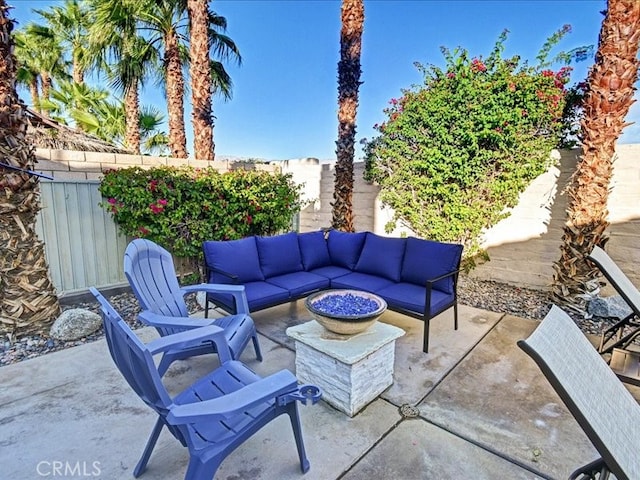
[139,311,221,331]
[146,324,231,363]
[181,283,250,315]
[166,369,305,424]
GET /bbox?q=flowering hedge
[99,166,303,260]
[364,28,585,258]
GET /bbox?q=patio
[2,301,639,479]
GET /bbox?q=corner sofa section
[203,230,463,352]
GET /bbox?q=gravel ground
[0,277,610,367]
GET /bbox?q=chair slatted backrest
[124,239,189,333]
[91,287,174,414]
[588,246,640,317]
[518,305,640,480]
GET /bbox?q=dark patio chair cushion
[266,271,330,297]
[376,283,454,317]
[209,281,290,313]
[203,237,264,283]
[297,231,331,270]
[256,232,304,278]
[330,272,395,292]
[327,230,366,270]
[355,233,406,282]
[401,238,462,294]
[307,265,352,280]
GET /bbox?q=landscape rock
[588,295,633,320]
[50,309,102,341]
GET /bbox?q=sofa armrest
[205,265,240,283]
[424,268,460,291]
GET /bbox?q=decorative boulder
[588,295,633,320]
[50,309,102,341]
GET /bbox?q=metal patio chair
[518,305,640,480]
[124,238,262,376]
[90,287,321,480]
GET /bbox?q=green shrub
[99,166,303,260]
[364,27,585,257]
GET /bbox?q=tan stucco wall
[282,145,640,293]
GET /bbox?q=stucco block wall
[34,148,278,180]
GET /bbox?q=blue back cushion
[401,237,462,294]
[298,231,331,270]
[327,230,367,270]
[355,233,406,281]
[203,237,264,283]
[256,232,304,278]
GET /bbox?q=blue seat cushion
[207,281,290,313]
[330,272,395,292]
[400,238,463,294]
[256,232,304,278]
[376,283,455,317]
[266,271,330,297]
[203,237,264,283]
[354,233,406,281]
[297,231,331,270]
[327,230,367,270]
[308,265,352,280]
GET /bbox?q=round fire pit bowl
[305,289,387,335]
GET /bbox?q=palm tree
[332,0,364,232]
[0,1,61,338]
[13,29,41,111]
[552,0,640,310]
[188,0,213,160]
[136,0,189,158]
[34,0,92,84]
[13,23,68,110]
[89,0,158,154]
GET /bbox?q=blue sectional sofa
[202,230,463,353]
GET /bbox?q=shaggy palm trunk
[552,0,640,310]
[332,0,364,233]
[29,77,40,112]
[0,2,60,339]
[188,0,214,161]
[124,83,141,154]
[165,28,188,159]
[72,60,84,85]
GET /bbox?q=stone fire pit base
[286,320,405,417]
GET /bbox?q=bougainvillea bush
[99,166,303,261]
[364,27,585,258]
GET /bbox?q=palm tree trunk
[552,0,640,310]
[188,0,214,161]
[165,28,188,158]
[124,83,141,154]
[0,1,61,339]
[332,0,364,233]
[29,77,40,112]
[72,58,84,84]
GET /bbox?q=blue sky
[11,0,637,160]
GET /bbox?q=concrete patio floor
[1,300,639,480]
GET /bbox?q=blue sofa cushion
[327,230,367,270]
[208,281,290,313]
[401,238,462,294]
[298,231,332,270]
[308,265,352,280]
[266,271,330,297]
[376,283,455,317]
[355,233,406,281]
[203,237,264,283]
[256,232,303,278]
[330,272,395,292]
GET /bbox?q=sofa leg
[423,318,430,353]
[204,300,209,319]
[454,303,458,331]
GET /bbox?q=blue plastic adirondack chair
[90,287,321,480]
[124,238,262,376]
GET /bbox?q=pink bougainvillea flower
[139,226,150,235]
[108,197,117,204]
